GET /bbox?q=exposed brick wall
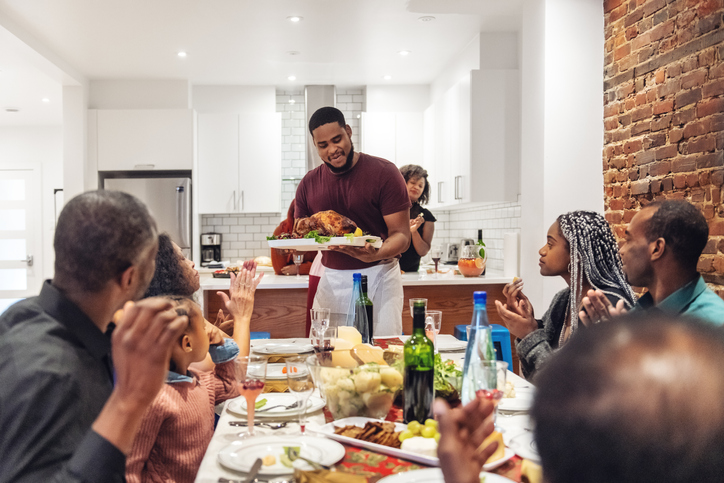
[603,0,724,295]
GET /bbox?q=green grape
[424,419,438,429]
[434,432,441,443]
[421,426,437,438]
[399,430,414,442]
[407,420,422,435]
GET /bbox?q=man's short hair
[532,312,724,483]
[54,190,157,293]
[308,107,346,135]
[643,200,708,268]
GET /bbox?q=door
[0,167,42,313]
[197,113,239,214]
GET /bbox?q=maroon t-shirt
[295,152,411,270]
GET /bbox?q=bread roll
[254,256,272,266]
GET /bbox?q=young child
[125,296,240,483]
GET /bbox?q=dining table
[194,335,537,483]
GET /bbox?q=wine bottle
[403,299,435,423]
[461,291,496,405]
[346,273,370,343]
[360,275,374,341]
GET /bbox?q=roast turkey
[294,210,357,237]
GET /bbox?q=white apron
[313,259,403,336]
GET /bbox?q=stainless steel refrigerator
[103,176,192,257]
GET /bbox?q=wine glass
[472,360,507,431]
[234,355,268,439]
[311,326,337,363]
[430,245,443,277]
[293,252,305,278]
[310,308,331,332]
[425,310,442,351]
[286,355,315,434]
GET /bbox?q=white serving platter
[308,416,514,470]
[267,236,383,252]
[378,469,515,483]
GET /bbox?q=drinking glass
[430,245,443,277]
[233,355,268,439]
[458,245,485,277]
[286,355,315,434]
[310,308,331,332]
[311,325,337,363]
[425,310,442,351]
[472,360,507,430]
[293,253,305,278]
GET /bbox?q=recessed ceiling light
[398,50,411,56]
[287,16,303,23]
[287,51,301,56]
[42,98,50,103]
[357,114,361,119]
[177,51,187,58]
[288,75,296,81]
[383,75,392,80]
[5,107,19,113]
[418,16,436,22]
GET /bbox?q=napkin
[294,469,367,483]
[263,380,289,393]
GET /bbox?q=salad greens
[477,239,487,259]
[304,230,332,244]
[254,398,267,409]
[434,353,462,402]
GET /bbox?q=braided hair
[557,211,637,342]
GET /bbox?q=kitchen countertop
[199,268,511,290]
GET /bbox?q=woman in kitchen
[495,211,637,379]
[398,164,436,273]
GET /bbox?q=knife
[245,457,263,483]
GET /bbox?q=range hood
[304,85,336,171]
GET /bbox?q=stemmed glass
[310,308,330,332]
[425,310,442,351]
[293,253,305,278]
[286,355,315,434]
[234,355,268,439]
[472,360,508,431]
[430,245,443,277]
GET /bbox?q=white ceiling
[0,0,524,125]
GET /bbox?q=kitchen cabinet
[197,112,281,214]
[425,69,520,208]
[360,112,424,169]
[93,109,195,171]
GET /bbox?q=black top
[399,203,437,272]
[0,281,126,483]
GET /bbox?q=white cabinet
[197,112,281,214]
[425,69,520,208]
[360,112,424,169]
[94,109,195,171]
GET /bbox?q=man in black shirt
[0,190,187,483]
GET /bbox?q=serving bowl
[305,348,403,420]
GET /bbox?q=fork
[287,447,332,470]
[255,400,301,413]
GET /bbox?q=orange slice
[475,258,485,269]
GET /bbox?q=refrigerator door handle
[176,184,191,249]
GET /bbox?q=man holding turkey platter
[293,106,411,336]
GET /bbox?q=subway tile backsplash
[201,213,283,260]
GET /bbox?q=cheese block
[401,436,438,457]
[520,459,543,483]
[481,431,505,464]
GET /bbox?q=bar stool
[454,324,514,370]
[250,331,271,340]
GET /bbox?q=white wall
[519,0,605,308]
[366,86,430,112]
[192,86,276,113]
[431,34,480,104]
[89,80,190,109]
[0,126,63,285]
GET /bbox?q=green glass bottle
[403,300,435,423]
[360,275,374,341]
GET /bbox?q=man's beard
[325,142,355,174]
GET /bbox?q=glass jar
[458,245,486,277]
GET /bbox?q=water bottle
[461,291,495,405]
[345,273,370,343]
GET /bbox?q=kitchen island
[200,269,512,338]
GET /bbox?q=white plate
[265,363,291,380]
[268,236,383,252]
[508,430,540,463]
[227,393,326,419]
[309,417,514,470]
[253,343,314,355]
[436,339,467,352]
[377,468,515,483]
[498,388,535,412]
[218,435,345,475]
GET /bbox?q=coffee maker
[200,233,222,267]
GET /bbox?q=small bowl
[305,349,403,420]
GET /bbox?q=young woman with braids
[495,211,636,379]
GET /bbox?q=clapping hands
[579,289,628,326]
[494,278,538,339]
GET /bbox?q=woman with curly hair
[495,211,636,379]
[398,164,436,272]
[144,234,200,298]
